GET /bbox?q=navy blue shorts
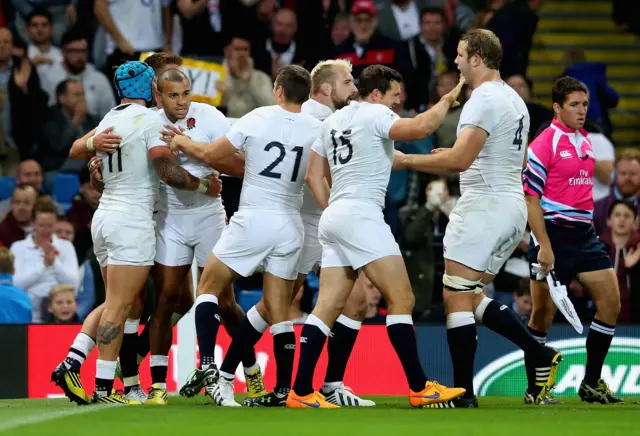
[528,223,612,285]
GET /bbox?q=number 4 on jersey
[513,117,524,151]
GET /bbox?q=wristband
[87,136,95,152]
[196,179,210,194]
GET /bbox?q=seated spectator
[39,27,115,121]
[65,167,99,262]
[39,78,96,190]
[512,282,532,324]
[434,72,469,148]
[26,7,63,76]
[361,275,385,324]
[330,13,351,48]
[0,183,37,247]
[505,74,553,143]
[0,246,31,323]
[13,0,76,46]
[0,160,63,217]
[10,200,79,323]
[55,216,94,320]
[594,149,640,235]
[221,36,273,119]
[43,283,80,324]
[599,200,640,323]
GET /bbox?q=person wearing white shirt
[589,130,615,202]
[26,8,63,76]
[10,202,79,323]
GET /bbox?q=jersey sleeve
[143,113,166,150]
[225,110,259,150]
[203,105,231,142]
[523,132,553,198]
[370,105,400,139]
[311,122,328,158]
[458,91,497,134]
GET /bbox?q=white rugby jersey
[313,101,399,209]
[96,103,165,217]
[156,102,229,214]
[226,105,321,212]
[300,98,333,218]
[457,81,530,198]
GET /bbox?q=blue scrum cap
[113,61,155,103]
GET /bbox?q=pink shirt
[523,118,595,226]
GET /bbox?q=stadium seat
[0,176,16,201]
[52,174,80,203]
[237,290,263,313]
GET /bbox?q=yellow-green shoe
[146,384,168,405]
[245,367,267,398]
[51,362,90,405]
[93,390,142,405]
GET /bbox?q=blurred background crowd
[0,0,637,327]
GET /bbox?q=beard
[331,91,352,110]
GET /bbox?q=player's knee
[598,290,621,321]
[387,288,414,313]
[442,274,484,293]
[157,289,181,312]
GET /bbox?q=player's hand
[93,127,121,153]
[537,244,555,274]
[160,125,186,144]
[624,243,640,268]
[442,77,465,107]
[89,156,103,181]
[31,56,53,66]
[168,134,190,153]
[392,150,406,170]
[204,173,222,197]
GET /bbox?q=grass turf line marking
[0,404,119,433]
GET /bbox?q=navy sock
[446,312,477,398]
[584,319,615,386]
[195,295,220,369]
[386,315,428,392]
[324,316,360,384]
[292,318,329,396]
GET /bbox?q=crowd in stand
[0,0,637,326]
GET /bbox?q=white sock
[322,381,343,392]
[66,333,96,366]
[96,359,117,396]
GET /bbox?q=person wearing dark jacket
[599,200,640,323]
[332,1,413,85]
[0,183,36,247]
[65,167,99,264]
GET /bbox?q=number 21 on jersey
[259,142,304,182]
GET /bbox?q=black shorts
[528,222,612,285]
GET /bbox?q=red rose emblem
[186,117,196,130]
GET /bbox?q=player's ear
[552,102,561,116]
[320,82,331,97]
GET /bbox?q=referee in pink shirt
[523,77,622,405]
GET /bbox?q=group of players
[49,27,623,409]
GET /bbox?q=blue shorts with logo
[528,222,612,286]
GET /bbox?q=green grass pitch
[1,396,638,436]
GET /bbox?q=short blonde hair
[49,284,75,299]
[0,247,14,274]
[310,59,353,94]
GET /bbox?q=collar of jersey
[552,117,587,136]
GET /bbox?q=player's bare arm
[525,195,555,273]
[388,78,464,142]
[401,126,487,174]
[149,146,217,196]
[69,128,121,160]
[167,134,238,167]
[212,152,245,178]
[305,151,331,209]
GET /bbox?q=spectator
[377,0,427,42]
[39,78,96,190]
[361,275,385,323]
[255,8,310,79]
[594,149,640,235]
[43,283,79,323]
[26,7,63,76]
[512,283,532,323]
[221,36,272,119]
[10,200,78,323]
[54,216,94,320]
[65,167,99,261]
[94,0,171,78]
[433,72,468,148]
[0,27,49,166]
[600,200,640,323]
[486,0,541,77]
[0,159,62,217]
[613,0,640,39]
[446,0,475,33]
[0,183,37,247]
[561,47,619,138]
[39,27,115,121]
[493,231,530,301]
[505,74,553,143]
[0,246,31,323]
[13,0,77,46]
[405,7,458,111]
[332,0,412,85]
[330,12,351,48]
[174,0,226,59]
[296,0,349,58]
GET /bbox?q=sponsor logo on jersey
[474,338,640,397]
[560,150,572,159]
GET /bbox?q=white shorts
[213,209,304,280]
[92,209,156,268]
[296,213,322,275]
[319,200,401,270]
[443,193,527,275]
[154,207,226,268]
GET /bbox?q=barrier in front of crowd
[2,323,639,399]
